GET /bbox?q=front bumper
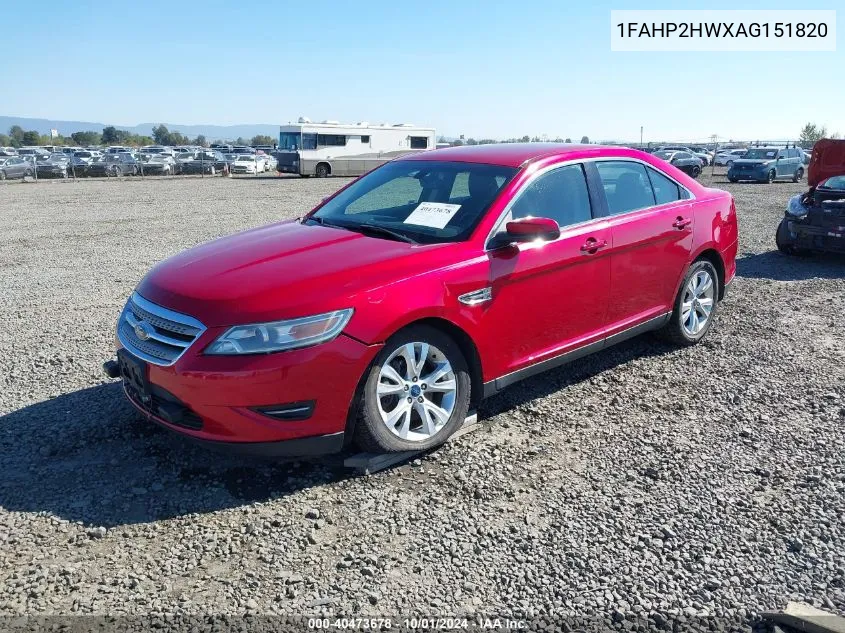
[728,167,767,181]
[779,218,845,253]
[109,332,381,454]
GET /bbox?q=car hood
[809,138,845,188]
[136,220,454,327]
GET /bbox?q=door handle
[672,217,693,229]
[580,238,608,253]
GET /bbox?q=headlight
[205,309,353,355]
[786,195,808,219]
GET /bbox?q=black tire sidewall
[669,260,720,345]
[356,325,471,453]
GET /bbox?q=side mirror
[489,217,560,249]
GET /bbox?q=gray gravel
[0,171,843,626]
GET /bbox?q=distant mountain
[0,116,279,141]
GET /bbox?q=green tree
[799,122,826,148]
[9,126,25,146]
[71,131,102,146]
[0,133,10,146]
[580,136,590,144]
[235,137,249,146]
[250,135,275,146]
[152,124,170,145]
[564,138,572,143]
[193,135,207,147]
[101,126,120,144]
[21,130,40,145]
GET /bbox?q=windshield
[279,132,300,151]
[654,151,673,159]
[743,148,777,160]
[310,160,517,244]
[820,175,845,190]
[238,155,254,161]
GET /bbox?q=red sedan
[106,143,738,456]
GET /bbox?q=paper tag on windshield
[403,202,462,229]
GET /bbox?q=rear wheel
[691,165,701,178]
[659,259,719,346]
[354,325,471,453]
[0,170,6,181]
[793,167,804,183]
[766,169,776,183]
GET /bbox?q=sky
[0,0,841,143]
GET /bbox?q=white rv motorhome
[276,120,436,177]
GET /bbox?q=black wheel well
[695,249,726,300]
[316,161,331,175]
[342,317,484,444]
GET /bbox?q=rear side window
[595,161,656,215]
[508,164,593,227]
[646,167,682,205]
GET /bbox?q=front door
[477,163,612,379]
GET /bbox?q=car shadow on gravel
[0,382,349,527]
[736,250,845,282]
[0,333,680,528]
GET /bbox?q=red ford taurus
[105,144,738,456]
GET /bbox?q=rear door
[480,162,611,377]
[593,160,695,333]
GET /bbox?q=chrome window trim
[484,156,695,251]
[117,292,207,367]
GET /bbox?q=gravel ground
[0,171,843,628]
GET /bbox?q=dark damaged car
[776,139,845,256]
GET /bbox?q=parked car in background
[776,138,845,256]
[714,149,748,166]
[104,143,738,457]
[87,153,140,177]
[653,150,703,178]
[728,147,804,183]
[139,154,178,175]
[658,146,711,166]
[106,146,131,154]
[802,150,811,165]
[0,156,34,180]
[262,153,277,171]
[17,147,49,158]
[230,154,261,174]
[34,154,71,179]
[0,147,18,157]
[182,151,227,175]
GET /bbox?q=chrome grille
[117,292,206,366]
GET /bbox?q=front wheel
[767,169,776,183]
[354,325,471,453]
[315,163,330,178]
[691,165,701,178]
[0,170,6,181]
[793,168,804,183]
[659,259,719,346]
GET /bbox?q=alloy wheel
[681,270,715,336]
[376,342,457,442]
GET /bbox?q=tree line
[0,124,277,150]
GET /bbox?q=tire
[728,177,738,183]
[793,167,803,183]
[726,160,734,168]
[112,165,120,177]
[354,325,472,453]
[691,165,701,178]
[210,166,216,176]
[0,170,6,181]
[315,163,330,178]
[24,169,33,178]
[767,169,776,183]
[658,259,719,346]
[131,166,138,176]
[775,220,811,256]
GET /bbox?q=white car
[262,153,277,171]
[231,155,260,174]
[715,149,748,166]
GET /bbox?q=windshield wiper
[353,223,418,244]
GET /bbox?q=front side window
[310,160,516,243]
[596,161,656,215]
[507,164,593,227]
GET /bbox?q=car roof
[398,143,636,168]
